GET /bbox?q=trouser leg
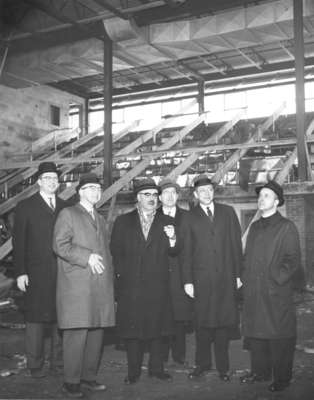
[171,321,186,362]
[249,338,271,378]
[25,322,45,370]
[148,337,164,374]
[270,337,295,384]
[125,339,145,379]
[63,328,87,384]
[49,323,63,369]
[213,327,229,374]
[195,327,212,368]
[81,328,104,382]
[162,336,171,362]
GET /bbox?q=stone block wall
[0,84,84,160]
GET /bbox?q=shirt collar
[200,202,214,215]
[40,192,55,204]
[162,207,176,217]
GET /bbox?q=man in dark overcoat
[13,162,67,378]
[181,174,242,381]
[110,178,177,384]
[53,173,115,398]
[157,178,192,365]
[241,181,303,392]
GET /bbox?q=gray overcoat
[53,204,115,329]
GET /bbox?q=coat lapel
[35,192,55,215]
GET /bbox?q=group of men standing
[12,161,303,397]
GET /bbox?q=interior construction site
[1,0,314,399]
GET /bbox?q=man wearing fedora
[53,173,115,397]
[157,178,192,365]
[13,161,67,378]
[181,174,242,381]
[110,178,177,384]
[240,180,303,392]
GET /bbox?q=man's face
[38,172,59,196]
[194,184,214,206]
[137,188,158,213]
[79,184,102,206]
[159,187,178,208]
[257,188,278,213]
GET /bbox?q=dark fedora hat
[255,180,284,206]
[36,162,60,179]
[134,178,159,195]
[193,173,215,189]
[159,178,180,193]
[76,173,101,192]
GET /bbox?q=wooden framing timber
[0,126,80,187]
[166,110,246,180]
[212,102,286,184]
[4,136,314,169]
[60,114,205,206]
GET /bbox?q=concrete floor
[1,297,314,400]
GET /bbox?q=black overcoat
[242,212,303,339]
[181,202,242,329]
[13,192,67,322]
[110,209,177,339]
[157,207,192,322]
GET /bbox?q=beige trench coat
[53,203,115,329]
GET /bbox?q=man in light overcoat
[53,173,115,398]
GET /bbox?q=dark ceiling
[0,0,313,102]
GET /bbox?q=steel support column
[198,81,205,115]
[294,0,307,181]
[103,34,113,189]
[84,98,89,137]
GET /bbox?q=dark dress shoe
[80,379,107,391]
[188,365,211,379]
[148,372,172,381]
[219,373,231,382]
[268,381,290,392]
[240,372,271,384]
[30,368,46,378]
[62,383,84,398]
[124,376,140,385]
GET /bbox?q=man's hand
[88,253,105,275]
[164,225,176,240]
[17,275,29,292]
[237,277,243,289]
[184,283,194,298]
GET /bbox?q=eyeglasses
[139,192,158,198]
[81,186,102,191]
[40,176,59,182]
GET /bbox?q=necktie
[206,207,213,222]
[48,197,55,210]
[89,209,95,220]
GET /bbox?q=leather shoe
[240,372,271,384]
[124,376,140,385]
[30,368,46,378]
[219,373,231,382]
[81,379,106,391]
[268,381,290,392]
[188,365,211,379]
[148,372,172,381]
[62,383,84,398]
